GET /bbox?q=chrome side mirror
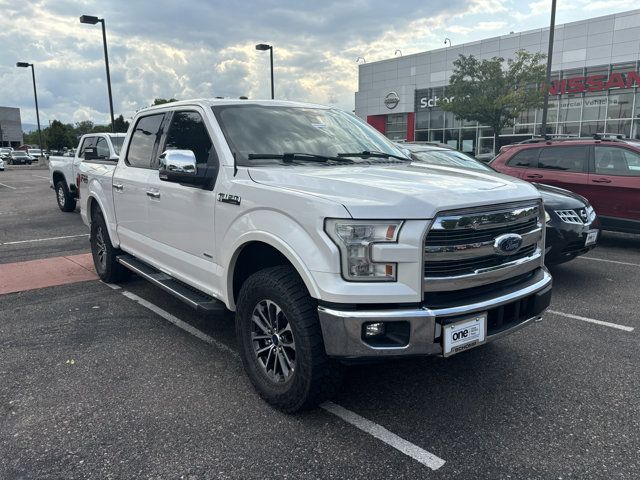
[159,149,197,175]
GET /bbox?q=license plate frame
[442,313,487,358]
[585,230,598,246]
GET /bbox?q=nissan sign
[384,91,400,109]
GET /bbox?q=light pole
[16,62,44,156]
[80,15,115,132]
[540,0,557,138]
[255,43,274,99]
[444,38,452,47]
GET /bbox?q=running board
[116,254,224,313]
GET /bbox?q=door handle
[591,178,612,184]
[113,183,124,191]
[146,190,161,199]
[526,174,543,179]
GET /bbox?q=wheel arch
[226,236,321,311]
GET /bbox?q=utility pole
[540,0,557,138]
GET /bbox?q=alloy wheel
[251,299,296,383]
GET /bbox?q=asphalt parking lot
[1,167,639,479]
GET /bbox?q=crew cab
[79,99,552,412]
[49,133,125,211]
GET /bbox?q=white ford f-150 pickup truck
[49,132,125,211]
[79,99,552,412]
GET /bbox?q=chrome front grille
[424,202,543,292]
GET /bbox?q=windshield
[110,136,124,155]
[13,151,27,156]
[0,148,11,154]
[410,149,493,172]
[212,105,406,166]
[28,149,42,155]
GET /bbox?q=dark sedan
[9,150,33,165]
[400,143,601,266]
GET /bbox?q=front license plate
[442,313,487,357]
[585,230,598,246]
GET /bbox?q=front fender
[220,209,342,310]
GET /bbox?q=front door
[112,113,165,256]
[587,145,640,228]
[145,108,219,294]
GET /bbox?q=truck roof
[138,98,332,114]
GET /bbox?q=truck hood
[248,163,540,219]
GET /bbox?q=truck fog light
[364,322,385,337]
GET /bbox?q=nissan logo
[493,234,523,255]
[384,91,400,109]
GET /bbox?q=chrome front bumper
[318,267,552,358]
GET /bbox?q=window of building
[444,129,459,149]
[385,113,408,141]
[607,91,634,120]
[163,111,214,165]
[595,146,640,176]
[507,148,541,168]
[538,146,588,172]
[605,120,632,138]
[415,111,429,130]
[126,114,165,169]
[429,109,444,129]
[581,121,605,137]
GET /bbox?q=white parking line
[578,256,640,268]
[0,234,89,246]
[32,174,49,180]
[0,182,16,190]
[321,402,446,470]
[113,285,446,470]
[548,310,634,332]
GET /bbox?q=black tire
[55,180,76,212]
[90,210,131,283]
[236,265,343,412]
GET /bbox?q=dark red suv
[491,138,640,234]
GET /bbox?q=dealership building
[355,9,640,154]
[0,106,24,148]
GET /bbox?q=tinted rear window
[506,148,541,168]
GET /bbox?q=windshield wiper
[337,150,410,161]
[247,152,353,163]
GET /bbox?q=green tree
[74,120,95,137]
[440,50,546,151]
[113,114,130,133]
[47,120,75,150]
[153,98,178,106]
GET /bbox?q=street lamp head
[16,62,31,68]
[79,15,101,25]
[255,43,271,51]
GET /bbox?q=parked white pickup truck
[79,99,552,412]
[49,133,125,211]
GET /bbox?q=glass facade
[387,62,640,154]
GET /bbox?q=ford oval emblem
[494,233,523,255]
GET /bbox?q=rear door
[112,113,165,257]
[526,145,590,197]
[587,145,640,225]
[144,108,219,292]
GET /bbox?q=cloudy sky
[0,0,637,126]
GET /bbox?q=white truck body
[49,133,125,211]
[79,99,552,411]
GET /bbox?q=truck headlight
[544,211,551,224]
[325,219,403,281]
